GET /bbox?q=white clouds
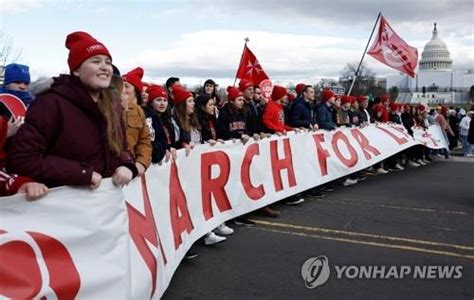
[131,30,366,84]
[6,1,471,87]
[124,0,473,85]
[151,8,179,18]
[193,0,473,27]
[128,27,471,86]
[0,0,41,13]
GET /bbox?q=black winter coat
[217,103,251,140]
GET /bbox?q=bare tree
[0,31,23,65]
[316,78,339,89]
[339,62,376,95]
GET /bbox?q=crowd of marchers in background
[1,31,473,258]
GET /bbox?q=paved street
[164,157,474,299]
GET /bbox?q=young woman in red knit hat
[171,85,203,156]
[7,31,138,188]
[142,84,179,164]
[173,85,230,244]
[122,67,152,176]
[217,87,252,142]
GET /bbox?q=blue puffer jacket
[316,102,336,130]
[289,98,312,128]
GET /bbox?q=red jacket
[262,101,292,133]
[0,169,32,197]
[6,75,137,187]
[381,107,389,123]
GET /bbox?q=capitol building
[386,23,474,104]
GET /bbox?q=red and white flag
[368,15,418,77]
[235,45,269,85]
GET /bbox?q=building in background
[386,23,474,105]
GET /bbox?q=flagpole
[347,12,382,96]
[233,37,249,86]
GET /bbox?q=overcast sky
[1,0,473,87]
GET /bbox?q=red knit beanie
[381,94,390,103]
[418,103,428,113]
[295,83,307,96]
[147,85,168,101]
[390,103,399,112]
[238,79,254,92]
[271,85,288,101]
[374,104,384,113]
[321,89,335,102]
[350,96,358,104]
[341,95,351,105]
[65,31,111,72]
[123,67,144,93]
[357,95,367,103]
[172,85,192,105]
[227,86,243,101]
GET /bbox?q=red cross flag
[235,44,269,85]
[367,15,418,77]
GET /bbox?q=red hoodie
[262,101,292,133]
[381,106,389,123]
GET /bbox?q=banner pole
[347,12,382,96]
[233,37,249,86]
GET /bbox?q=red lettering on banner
[388,125,411,139]
[126,175,168,297]
[376,126,408,145]
[29,232,81,299]
[270,138,296,192]
[201,151,232,220]
[0,240,42,298]
[351,128,381,160]
[332,131,358,168]
[169,162,194,249]
[422,131,438,146]
[312,133,331,176]
[0,231,81,299]
[240,143,265,200]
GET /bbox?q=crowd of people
[1,31,473,257]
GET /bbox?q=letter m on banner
[126,175,167,298]
[367,15,418,77]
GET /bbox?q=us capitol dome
[386,23,473,104]
[419,23,453,71]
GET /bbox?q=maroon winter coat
[6,75,137,187]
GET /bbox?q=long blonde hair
[174,100,201,132]
[97,88,123,155]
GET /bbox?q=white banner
[0,124,448,299]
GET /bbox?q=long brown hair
[97,89,123,155]
[174,100,201,132]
